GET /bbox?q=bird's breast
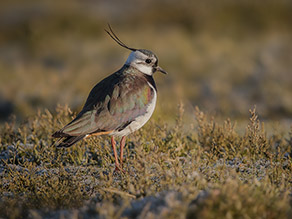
[110,82,157,137]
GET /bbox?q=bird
[52,25,167,172]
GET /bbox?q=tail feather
[52,130,68,138]
[54,135,86,148]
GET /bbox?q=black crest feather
[105,24,136,51]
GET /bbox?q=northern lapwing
[52,25,167,171]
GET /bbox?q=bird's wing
[53,71,155,137]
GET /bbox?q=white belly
[111,83,157,137]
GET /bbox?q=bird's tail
[53,135,86,148]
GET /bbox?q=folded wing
[52,72,154,138]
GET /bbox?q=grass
[0,105,291,218]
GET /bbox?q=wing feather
[53,67,155,137]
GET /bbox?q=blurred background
[0,0,291,125]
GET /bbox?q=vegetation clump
[0,106,291,218]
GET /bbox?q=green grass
[0,105,291,218]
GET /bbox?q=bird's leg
[119,136,126,168]
[111,136,120,170]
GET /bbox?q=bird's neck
[119,65,157,91]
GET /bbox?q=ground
[0,106,291,218]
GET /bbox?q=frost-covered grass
[0,106,291,218]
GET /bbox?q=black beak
[155,66,168,74]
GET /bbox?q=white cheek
[133,63,153,75]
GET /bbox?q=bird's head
[125,49,167,76]
[105,25,168,76]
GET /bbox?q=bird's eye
[145,59,152,64]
